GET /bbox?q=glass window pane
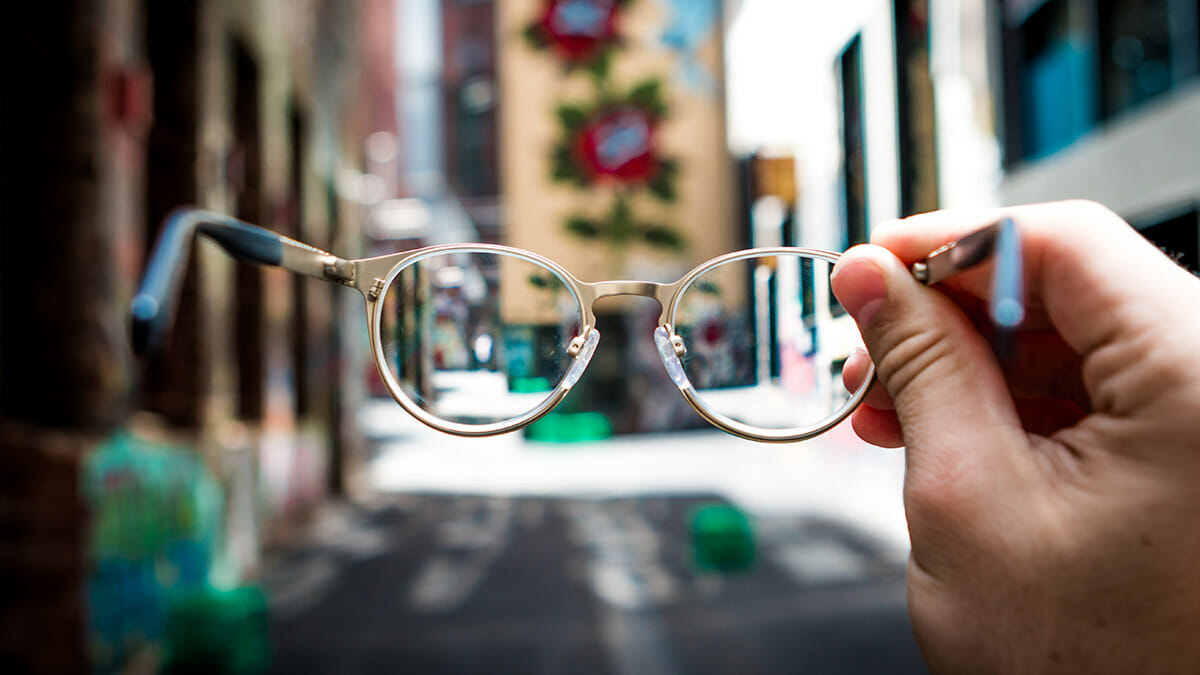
[1019,0,1098,159]
[1098,0,1174,117]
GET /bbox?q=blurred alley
[4,0,1200,673]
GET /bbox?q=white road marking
[567,501,680,675]
[407,499,513,612]
[266,556,338,620]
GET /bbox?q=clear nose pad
[653,326,691,389]
[560,328,600,390]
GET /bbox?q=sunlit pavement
[264,400,924,674]
[360,398,910,555]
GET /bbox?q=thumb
[831,244,1026,475]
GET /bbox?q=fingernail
[832,258,886,326]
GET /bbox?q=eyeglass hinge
[367,277,386,300]
[322,256,356,285]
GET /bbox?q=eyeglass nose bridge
[575,279,683,326]
[574,278,691,372]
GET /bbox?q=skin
[829,200,1200,673]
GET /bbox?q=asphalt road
[264,494,927,674]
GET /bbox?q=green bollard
[689,503,756,573]
[162,586,270,674]
[524,411,613,443]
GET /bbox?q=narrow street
[265,494,923,674]
[263,406,926,674]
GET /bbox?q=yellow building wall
[497,0,735,324]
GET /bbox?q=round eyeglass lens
[671,252,867,434]
[377,249,584,428]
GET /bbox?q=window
[1099,0,1174,117]
[838,35,868,249]
[893,0,939,216]
[451,75,498,197]
[1012,0,1099,160]
[1002,0,1200,164]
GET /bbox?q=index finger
[875,200,1200,417]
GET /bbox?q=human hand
[830,200,1200,673]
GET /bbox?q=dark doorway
[143,0,205,427]
[233,40,265,421]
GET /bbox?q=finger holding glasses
[831,199,1200,673]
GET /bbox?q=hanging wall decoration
[551,80,673,195]
[525,0,685,255]
[549,79,682,251]
[500,0,731,275]
[500,0,733,434]
[523,0,630,73]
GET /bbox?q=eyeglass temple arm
[910,216,1024,328]
[131,207,355,355]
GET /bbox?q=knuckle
[904,459,979,533]
[871,321,957,403]
[1056,197,1106,213]
[1055,199,1123,228]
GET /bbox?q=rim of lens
[370,244,587,437]
[666,248,872,443]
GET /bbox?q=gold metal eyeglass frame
[133,208,1019,444]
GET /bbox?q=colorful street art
[85,432,267,673]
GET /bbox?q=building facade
[791,0,1200,271]
[0,0,395,670]
[996,0,1200,269]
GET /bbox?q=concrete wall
[1001,84,1200,220]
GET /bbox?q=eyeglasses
[133,209,1020,443]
